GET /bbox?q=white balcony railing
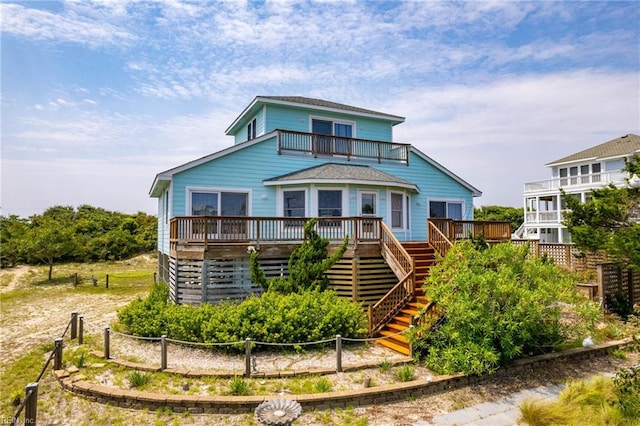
[524,171,627,194]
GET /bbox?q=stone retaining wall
[54,338,632,413]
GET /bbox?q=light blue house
[149,96,482,352]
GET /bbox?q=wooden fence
[598,263,640,313]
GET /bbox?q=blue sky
[2,0,639,217]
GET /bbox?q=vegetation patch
[520,367,640,425]
[410,241,601,375]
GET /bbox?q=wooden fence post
[53,338,63,370]
[597,264,605,309]
[24,382,38,425]
[105,274,109,289]
[70,311,78,340]
[335,335,342,373]
[244,338,252,378]
[160,335,167,370]
[78,316,84,345]
[74,272,78,287]
[104,327,110,359]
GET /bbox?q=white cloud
[1,2,135,48]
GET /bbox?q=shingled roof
[259,96,405,121]
[264,163,419,191]
[546,134,640,166]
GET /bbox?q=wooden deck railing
[429,219,511,242]
[428,220,453,257]
[368,222,416,335]
[276,129,410,165]
[170,216,382,249]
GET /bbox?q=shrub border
[54,338,633,414]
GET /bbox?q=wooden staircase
[376,242,438,355]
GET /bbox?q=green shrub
[314,377,333,393]
[228,376,251,396]
[117,281,169,337]
[396,364,415,382]
[250,218,348,293]
[117,284,367,349]
[411,241,598,375]
[128,371,152,388]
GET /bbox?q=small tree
[24,216,77,280]
[250,218,348,293]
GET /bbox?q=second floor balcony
[524,171,627,194]
[276,129,410,165]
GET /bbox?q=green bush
[117,281,169,337]
[410,241,598,375]
[117,285,367,349]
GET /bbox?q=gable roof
[264,163,419,192]
[225,96,405,135]
[546,134,640,167]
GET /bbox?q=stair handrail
[368,269,414,336]
[379,222,414,279]
[427,220,453,257]
[368,223,416,336]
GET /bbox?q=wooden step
[376,337,411,356]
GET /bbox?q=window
[283,190,305,217]
[318,190,342,217]
[247,118,257,141]
[192,192,218,216]
[592,163,601,183]
[311,118,353,155]
[569,166,578,185]
[559,168,568,186]
[164,191,169,224]
[190,191,247,216]
[391,193,404,228]
[429,200,463,220]
[360,192,376,216]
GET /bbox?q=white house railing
[524,171,627,194]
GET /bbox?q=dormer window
[247,118,257,141]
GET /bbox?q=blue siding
[234,106,266,144]
[156,99,478,254]
[264,105,393,142]
[168,137,474,245]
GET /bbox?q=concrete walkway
[414,383,566,426]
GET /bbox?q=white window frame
[247,117,257,141]
[358,190,378,216]
[186,187,252,217]
[311,186,347,218]
[427,198,465,220]
[388,190,410,231]
[276,187,309,217]
[309,115,356,138]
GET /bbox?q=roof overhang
[226,96,405,135]
[264,177,419,192]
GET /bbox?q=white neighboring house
[517,134,640,243]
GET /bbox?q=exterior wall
[263,105,394,142]
[169,136,475,243]
[157,189,171,255]
[234,106,266,145]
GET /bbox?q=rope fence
[11,312,78,425]
[12,310,413,423]
[76,315,414,377]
